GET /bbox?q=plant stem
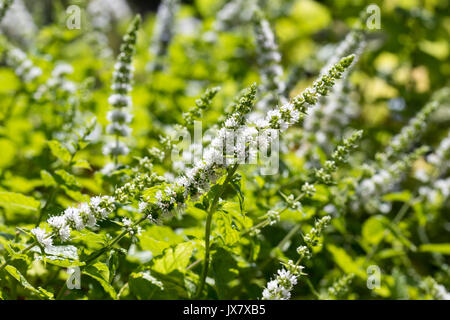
[83,215,148,266]
[194,165,238,299]
[365,201,411,263]
[36,187,58,227]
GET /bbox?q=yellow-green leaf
[0,191,40,211]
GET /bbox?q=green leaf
[211,247,238,299]
[214,211,240,246]
[327,244,365,278]
[0,138,16,168]
[48,140,72,164]
[139,225,184,256]
[83,262,117,299]
[419,243,450,255]
[362,215,389,245]
[40,170,57,187]
[73,159,91,170]
[153,242,195,274]
[54,169,80,189]
[129,271,164,299]
[4,265,53,299]
[37,245,85,267]
[0,191,40,211]
[382,191,411,203]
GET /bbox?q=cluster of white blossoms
[148,0,179,71]
[301,182,316,197]
[34,62,76,101]
[31,196,116,249]
[253,10,287,112]
[262,260,304,300]
[262,216,331,300]
[30,155,167,250]
[5,47,42,83]
[0,0,36,46]
[103,16,140,158]
[30,227,53,249]
[87,0,132,31]
[122,218,142,237]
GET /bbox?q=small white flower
[31,227,53,249]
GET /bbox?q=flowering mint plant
[0,0,449,301]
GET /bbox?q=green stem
[36,187,58,227]
[305,278,321,299]
[277,224,302,252]
[365,201,411,263]
[194,165,239,299]
[83,215,148,266]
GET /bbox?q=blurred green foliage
[0,0,449,300]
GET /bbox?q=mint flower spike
[293,54,355,112]
[30,156,163,249]
[262,216,332,300]
[30,195,117,249]
[148,0,179,71]
[183,86,221,126]
[314,130,363,184]
[327,273,355,299]
[357,146,429,213]
[382,101,438,162]
[252,9,287,112]
[303,35,365,152]
[257,54,355,133]
[0,0,13,23]
[104,15,141,160]
[378,88,449,165]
